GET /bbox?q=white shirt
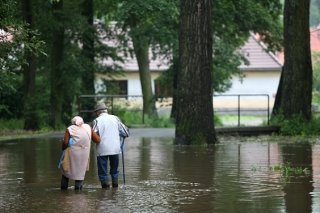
[92,113,129,156]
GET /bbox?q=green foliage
[211,0,283,92]
[114,0,179,49]
[0,118,57,134]
[251,162,310,183]
[0,119,24,130]
[0,0,284,130]
[312,51,320,92]
[251,165,262,172]
[271,111,320,135]
[214,114,223,127]
[144,114,175,128]
[0,0,45,92]
[192,133,207,145]
[212,39,247,93]
[108,105,175,128]
[310,0,320,27]
[157,0,283,94]
[0,74,24,119]
[108,103,221,128]
[269,162,310,181]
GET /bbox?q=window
[105,80,128,95]
[154,80,173,98]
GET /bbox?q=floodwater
[1,135,320,213]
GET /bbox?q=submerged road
[4,126,279,139]
[35,128,176,139]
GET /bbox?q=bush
[270,112,320,136]
[214,114,223,126]
[0,106,223,131]
[111,106,175,128]
[114,105,223,128]
[0,118,24,130]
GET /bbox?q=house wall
[225,71,280,97]
[97,70,280,96]
[95,71,162,97]
[96,69,280,110]
[214,70,280,109]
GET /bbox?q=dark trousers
[61,175,83,190]
[97,154,119,182]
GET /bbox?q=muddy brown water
[0,135,320,213]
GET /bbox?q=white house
[214,32,282,111]
[95,32,282,111]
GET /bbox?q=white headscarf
[71,116,84,126]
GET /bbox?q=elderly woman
[60,116,100,190]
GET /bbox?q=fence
[213,94,271,126]
[77,94,271,126]
[77,94,145,123]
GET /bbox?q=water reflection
[0,137,320,212]
[282,143,313,213]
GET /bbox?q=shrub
[0,118,24,130]
[271,112,320,136]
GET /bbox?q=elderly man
[92,102,129,188]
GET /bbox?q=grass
[251,162,310,183]
[0,118,62,141]
[269,162,310,182]
[220,115,266,121]
[219,115,267,126]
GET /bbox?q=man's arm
[116,116,130,137]
[92,119,100,135]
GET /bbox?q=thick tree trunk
[129,18,157,117]
[282,0,312,120]
[80,0,95,121]
[175,0,217,145]
[50,0,64,129]
[133,44,156,116]
[271,67,283,117]
[170,43,179,122]
[22,0,39,130]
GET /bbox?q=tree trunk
[175,0,217,145]
[170,42,179,122]
[134,44,156,116]
[22,0,39,130]
[80,0,95,121]
[271,67,283,117]
[281,0,312,120]
[129,18,157,117]
[50,0,64,129]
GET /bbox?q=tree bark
[129,18,157,117]
[80,0,95,121]
[22,0,39,130]
[170,44,179,122]
[50,0,64,129]
[271,67,283,117]
[281,0,312,120]
[175,0,217,145]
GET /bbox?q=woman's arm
[62,130,70,150]
[91,127,101,143]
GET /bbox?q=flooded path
[0,131,320,212]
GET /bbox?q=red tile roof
[276,28,320,64]
[311,27,320,52]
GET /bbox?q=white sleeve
[92,119,99,135]
[116,116,130,137]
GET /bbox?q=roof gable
[102,31,282,72]
[239,32,283,71]
[101,39,169,71]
